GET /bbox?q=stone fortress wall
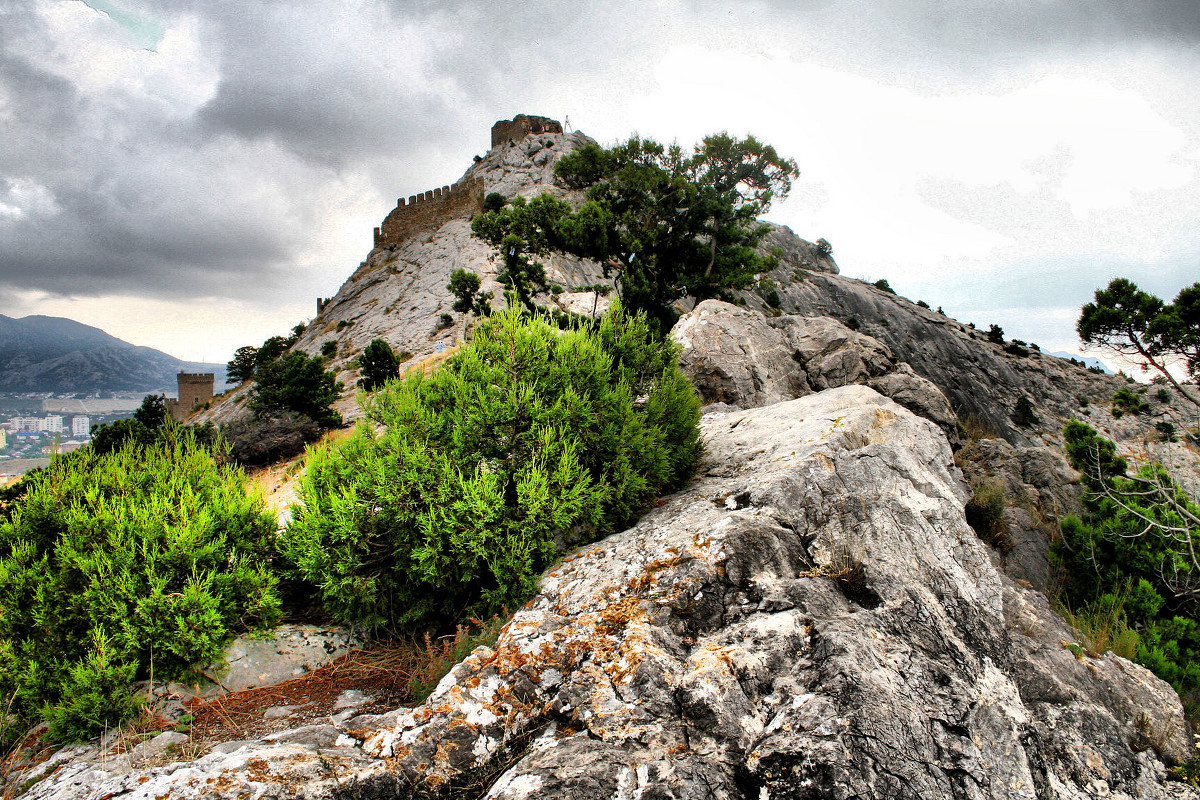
[373,178,485,248]
[490,114,563,148]
[372,115,564,249]
[168,372,214,421]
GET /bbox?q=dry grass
[964,476,1012,552]
[404,617,507,702]
[0,616,509,792]
[1058,596,1139,660]
[958,414,1003,443]
[399,346,460,378]
[797,544,879,608]
[185,617,507,745]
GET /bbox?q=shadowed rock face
[751,266,1128,447]
[672,299,959,446]
[25,387,1194,799]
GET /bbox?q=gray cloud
[187,3,462,167]
[187,0,664,165]
[0,0,674,310]
[2,0,1198,321]
[0,0,359,303]
[728,0,1200,54]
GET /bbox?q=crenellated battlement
[374,177,485,248]
[168,372,214,421]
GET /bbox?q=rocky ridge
[193,129,607,428]
[22,118,1200,798]
[19,387,1197,799]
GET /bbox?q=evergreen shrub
[250,351,343,429]
[1111,386,1151,417]
[356,339,401,392]
[282,303,702,632]
[1012,396,1040,427]
[0,429,281,743]
[1055,420,1200,721]
[1005,341,1030,357]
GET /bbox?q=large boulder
[868,363,959,441]
[179,625,361,700]
[24,387,1193,800]
[771,312,893,390]
[671,301,810,407]
[360,386,1190,798]
[673,300,960,445]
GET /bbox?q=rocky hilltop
[22,117,1200,799]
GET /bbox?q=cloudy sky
[2,0,1198,365]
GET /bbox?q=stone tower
[170,372,214,421]
[490,114,563,149]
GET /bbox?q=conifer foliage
[471,133,798,330]
[283,303,702,632]
[0,429,281,743]
[356,339,402,392]
[1078,278,1200,408]
[1056,420,1200,714]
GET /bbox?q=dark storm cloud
[187,0,657,164]
[0,0,667,308]
[0,0,616,305]
[725,0,1200,58]
[185,1,464,167]
[0,0,417,304]
[0,12,83,172]
[0,31,298,301]
[1,0,1196,310]
[920,0,1200,48]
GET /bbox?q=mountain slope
[26,387,1196,799]
[0,314,226,392]
[81,117,1199,798]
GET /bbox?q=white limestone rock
[18,387,1196,800]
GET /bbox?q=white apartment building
[71,416,91,437]
[7,416,68,434]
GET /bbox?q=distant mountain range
[0,314,227,393]
[1047,351,1114,374]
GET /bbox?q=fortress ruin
[373,178,484,248]
[371,116,564,249]
[168,372,214,421]
[491,114,563,149]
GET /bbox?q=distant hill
[1047,351,1113,374]
[0,314,227,393]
